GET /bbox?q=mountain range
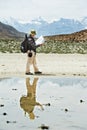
[0,21,24,39]
[45,29,87,42]
[0,18,87,53]
[1,17,87,36]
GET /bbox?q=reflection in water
[0,77,87,130]
[20,78,44,120]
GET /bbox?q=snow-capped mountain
[81,17,87,29]
[0,17,87,36]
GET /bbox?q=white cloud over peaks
[0,0,87,22]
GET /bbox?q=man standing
[25,30,42,75]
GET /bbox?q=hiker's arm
[36,102,44,110]
[35,43,44,48]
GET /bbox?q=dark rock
[6,121,10,123]
[0,104,4,107]
[12,88,17,91]
[39,124,49,129]
[3,112,7,115]
[44,103,51,106]
[80,99,84,103]
[65,108,68,112]
[47,103,51,106]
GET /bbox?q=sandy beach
[0,54,87,130]
[0,53,87,78]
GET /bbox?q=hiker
[25,30,42,75]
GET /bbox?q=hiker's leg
[26,51,33,73]
[26,57,30,73]
[33,54,39,72]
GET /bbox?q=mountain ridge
[1,17,87,36]
[45,29,87,42]
[0,21,24,39]
[0,19,87,43]
[0,21,87,53]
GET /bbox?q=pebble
[80,99,84,103]
[64,108,68,112]
[44,103,51,106]
[39,124,49,129]
[12,89,17,91]
[0,104,4,107]
[3,112,7,116]
[6,121,10,123]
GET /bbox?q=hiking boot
[25,72,33,75]
[35,71,42,74]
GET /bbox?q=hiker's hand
[40,43,44,46]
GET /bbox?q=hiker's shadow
[20,77,44,120]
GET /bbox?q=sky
[0,0,87,22]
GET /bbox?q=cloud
[0,0,87,21]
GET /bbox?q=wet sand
[0,53,87,78]
[0,53,87,130]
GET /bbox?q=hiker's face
[31,33,36,38]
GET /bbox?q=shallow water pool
[0,77,87,130]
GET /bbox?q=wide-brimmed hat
[30,30,36,35]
